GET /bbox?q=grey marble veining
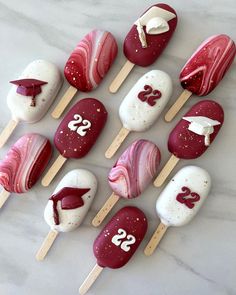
[0,0,235,294]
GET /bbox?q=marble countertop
[0,0,235,294]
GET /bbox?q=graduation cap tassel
[136,20,147,48]
[30,95,36,107]
[205,134,210,146]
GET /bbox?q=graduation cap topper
[49,187,90,225]
[10,78,48,107]
[183,116,221,146]
[135,6,176,48]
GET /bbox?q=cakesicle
[106,70,172,158]
[154,100,224,187]
[0,60,62,147]
[42,98,107,186]
[145,166,211,255]
[79,206,147,294]
[36,169,97,261]
[93,139,160,226]
[165,34,235,121]
[109,3,177,93]
[0,133,52,208]
[51,30,117,119]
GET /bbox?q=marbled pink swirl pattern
[108,140,161,199]
[64,30,118,92]
[0,133,52,193]
[180,34,236,96]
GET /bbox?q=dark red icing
[138,85,162,106]
[10,79,48,106]
[123,3,178,67]
[93,206,148,269]
[176,186,200,209]
[54,98,107,159]
[49,187,90,225]
[168,100,224,159]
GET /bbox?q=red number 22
[176,186,200,209]
[138,85,162,106]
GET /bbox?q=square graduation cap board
[10,79,48,107]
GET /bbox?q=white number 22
[111,228,136,252]
[68,114,91,136]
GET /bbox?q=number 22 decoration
[68,114,91,136]
[138,85,162,106]
[111,228,136,252]
[176,186,201,209]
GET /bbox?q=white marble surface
[0,0,235,294]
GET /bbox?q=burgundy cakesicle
[42,98,107,186]
[154,100,224,187]
[79,206,148,294]
[109,3,177,93]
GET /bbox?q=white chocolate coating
[44,169,97,232]
[119,70,172,132]
[7,60,62,123]
[156,166,211,227]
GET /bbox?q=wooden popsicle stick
[36,230,59,261]
[109,60,135,93]
[0,189,11,208]
[154,154,180,187]
[144,223,168,256]
[105,127,130,159]
[164,89,192,122]
[41,154,67,187]
[51,86,77,119]
[79,264,103,295]
[0,119,18,148]
[92,192,120,227]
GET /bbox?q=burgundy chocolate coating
[93,206,148,269]
[123,3,178,67]
[49,187,90,225]
[168,100,224,159]
[54,98,107,158]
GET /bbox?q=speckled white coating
[156,166,211,227]
[44,169,97,232]
[7,60,62,123]
[119,70,172,132]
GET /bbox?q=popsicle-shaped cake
[145,166,211,256]
[79,206,147,294]
[51,30,118,119]
[93,139,160,226]
[109,3,177,93]
[36,169,97,261]
[106,70,172,158]
[154,100,224,187]
[165,34,236,121]
[42,98,107,186]
[0,60,62,147]
[0,133,52,208]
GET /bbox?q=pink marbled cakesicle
[0,133,52,193]
[180,34,236,96]
[108,139,161,199]
[64,29,118,92]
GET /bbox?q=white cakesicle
[7,59,62,123]
[156,165,211,227]
[44,169,97,232]
[119,70,172,132]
